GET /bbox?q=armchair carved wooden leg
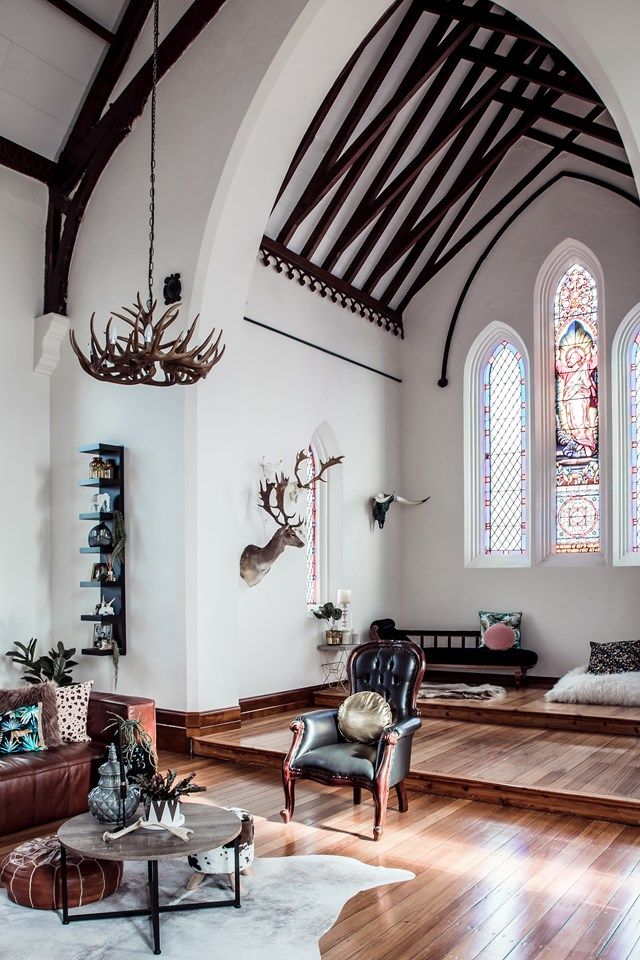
[372,728,399,841]
[353,787,362,806]
[395,781,408,813]
[280,719,304,823]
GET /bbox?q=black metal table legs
[59,837,242,955]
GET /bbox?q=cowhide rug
[0,855,413,960]
[420,681,507,701]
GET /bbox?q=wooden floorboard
[192,708,640,825]
[316,686,640,736]
[4,754,640,959]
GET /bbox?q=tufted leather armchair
[280,637,425,840]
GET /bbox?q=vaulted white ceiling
[0,1,127,160]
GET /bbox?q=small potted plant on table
[312,602,343,644]
[133,769,206,829]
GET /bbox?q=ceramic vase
[144,798,185,829]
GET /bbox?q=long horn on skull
[393,495,430,505]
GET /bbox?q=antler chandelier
[70,0,225,386]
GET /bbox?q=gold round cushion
[337,691,393,744]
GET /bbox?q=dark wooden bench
[370,619,538,688]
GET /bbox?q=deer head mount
[69,294,225,386]
[240,448,344,587]
[372,493,430,529]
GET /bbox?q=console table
[317,643,359,689]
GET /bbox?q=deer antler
[257,475,302,528]
[69,295,225,387]
[294,448,345,489]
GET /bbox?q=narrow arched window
[612,302,640,564]
[305,445,320,606]
[464,323,530,567]
[553,264,600,554]
[483,341,527,555]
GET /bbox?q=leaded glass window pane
[553,264,600,553]
[483,341,527,555]
[305,446,319,606]
[630,331,640,552]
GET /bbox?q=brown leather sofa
[0,690,155,836]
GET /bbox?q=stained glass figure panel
[483,340,527,556]
[553,264,600,553]
[630,331,640,552]
[305,446,319,606]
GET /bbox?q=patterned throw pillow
[588,640,640,675]
[0,704,46,754]
[55,681,93,743]
[479,611,522,649]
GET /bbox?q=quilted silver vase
[88,743,141,824]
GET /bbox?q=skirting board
[157,683,322,752]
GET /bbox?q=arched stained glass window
[305,446,319,606]
[613,307,640,564]
[553,264,600,554]
[483,340,527,555]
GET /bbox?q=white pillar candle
[337,589,351,605]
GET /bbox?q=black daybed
[370,619,538,687]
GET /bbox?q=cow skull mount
[372,493,430,529]
[240,448,344,587]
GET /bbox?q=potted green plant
[132,769,206,829]
[4,638,77,686]
[312,602,343,644]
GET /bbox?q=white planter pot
[144,798,185,830]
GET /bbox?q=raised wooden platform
[192,693,640,826]
[317,685,640,736]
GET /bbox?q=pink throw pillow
[483,623,515,650]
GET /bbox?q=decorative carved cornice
[33,312,70,376]
[259,238,404,339]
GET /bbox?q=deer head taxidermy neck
[240,448,344,587]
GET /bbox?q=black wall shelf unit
[78,444,126,658]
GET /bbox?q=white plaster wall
[0,167,49,686]
[399,178,640,679]
[237,263,402,698]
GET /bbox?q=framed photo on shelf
[93,623,113,649]
[90,562,108,581]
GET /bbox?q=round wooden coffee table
[57,802,242,955]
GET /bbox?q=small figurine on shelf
[95,598,116,617]
[89,492,111,513]
[89,456,115,480]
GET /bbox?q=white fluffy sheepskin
[545,665,640,706]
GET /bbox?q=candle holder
[337,590,352,640]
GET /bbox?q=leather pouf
[188,807,254,875]
[0,835,122,910]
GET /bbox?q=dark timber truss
[0,0,228,317]
[264,0,636,340]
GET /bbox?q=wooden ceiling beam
[460,47,600,103]
[316,20,475,270]
[365,82,562,291]
[275,18,476,246]
[42,0,115,44]
[494,91,622,146]
[45,0,227,315]
[274,0,404,207]
[400,106,606,305]
[298,0,430,260]
[331,30,508,279]
[0,135,54,184]
[56,0,154,189]
[416,0,554,48]
[525,128,633,176]
[378,43,550,302]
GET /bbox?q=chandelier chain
[147,0,159,311]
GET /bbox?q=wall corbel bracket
[34,312,70,376]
